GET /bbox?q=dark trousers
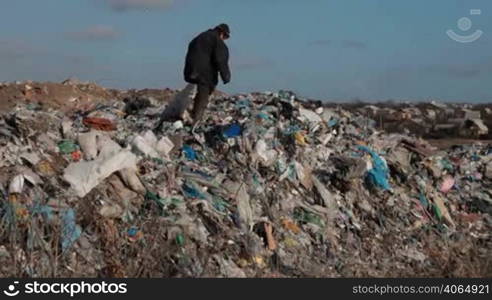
[191,84,213,124]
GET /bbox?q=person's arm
[214,40,231,84]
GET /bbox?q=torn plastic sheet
[63,138,139,197]
[224,181,254,231]
[8,175,25,194]
[254,140,277,166]
[78,131,101,160]
[61,209,82,252]
[222,123,242,138]
[30,202,54,221]
[328,119,338,128]
[132,135,160,158]
[299,108,322,123]
[358,145,391,191]
[182,145,197,161]
[182,181,207,199]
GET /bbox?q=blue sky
[0,0,491,101]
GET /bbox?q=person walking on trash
[184,23,231,126]
[155,24,231,133]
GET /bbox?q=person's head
[214,23,230,40]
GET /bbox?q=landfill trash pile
[331,101,492,140]
[0,89,491,277]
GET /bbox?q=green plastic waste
[440,159,454,172]
[176,233,185,246]
[433,204,442,221]
[58,140,78,154]
[212,197,230,213]
[145,191,182,215]
[294,207,325,227]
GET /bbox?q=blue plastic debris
[351,151,364,158]
[256,112,271,120]
[192,169,214,180]
[236,99,251,109]
[128,227,138,237]
[1,202,16,226]
[30,203,54,221]
[223,123,242,138]
[328,119,338,128]
[418,193,429,209]
[182,182,206,199]
[182,145,197,161]
[212,197,230,213]
[61,209,82,252]
[284,125,301,136]
[358,146,391,190]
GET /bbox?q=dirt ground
[0,81,230,115]
[0,80,119,112]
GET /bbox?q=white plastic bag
[159,83,196,121]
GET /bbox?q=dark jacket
[184,29,231,88]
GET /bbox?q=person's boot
[190,105,204,135]
[183,110,194,126]
[191,119,200,135]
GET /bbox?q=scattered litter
[440,176,455,193]
[8,175,25,194]
[83,117,117,131]
[0,86,490,278]
[58,140,78,155]
[358,146,391,191]
[182,145,197,161]
[61,209,82,252]
[223,123,242,138]
[63,139,139,197]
